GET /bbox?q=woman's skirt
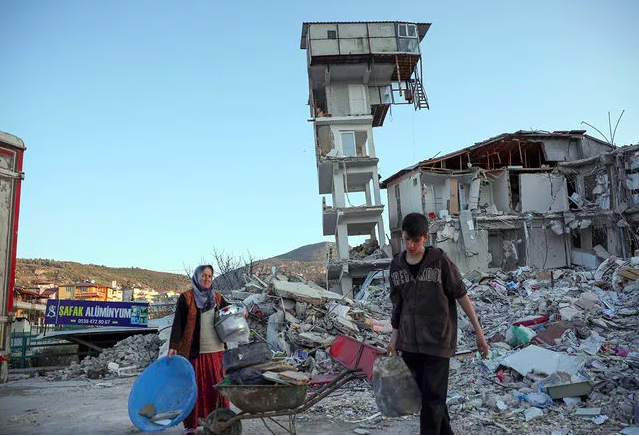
[183,351,230,430]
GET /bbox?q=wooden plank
[262,371,295,385]
[626,267,639,276]
[619,270,639,281]
[248,362,297,372]
[279,371,310,384]
[449,178,459,215]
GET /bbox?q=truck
[0,130,26,383]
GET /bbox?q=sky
[1,0,638,274]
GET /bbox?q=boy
[389,212,489,435]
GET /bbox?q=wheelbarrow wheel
[202,407,242,435]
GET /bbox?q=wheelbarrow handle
[296,368,367,413]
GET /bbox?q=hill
[15,242,335,293]
[273,241,334,262]
[15,259,190,293]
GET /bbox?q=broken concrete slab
[559,306,582,321]
[272,280,349,305]
[502,345,587,377]
[524,407,543,421]
[593,245,611,259]
[575,407,602,416]
[293,332,335,348]
[332,316,359,335]
[458,210,480,256]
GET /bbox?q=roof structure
[380,130,615,188]
[300,21,431,49]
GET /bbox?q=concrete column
[607,227,621,257]
[340,270,354,298]
[377,217,386,246]
[365,180,372,206]
[367,127,376,158]
[336,222,349,261]
[372,166,382,206]
[333,163,345,208]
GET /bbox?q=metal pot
[214,304,250,343]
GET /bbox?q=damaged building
[300,21,431,295]
[380,130,639,273]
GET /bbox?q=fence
[10,325,98,369]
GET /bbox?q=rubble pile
[225,270,393,378]
[229,257,638,434]
[445,257,639,434]
[35,254,638,434]
[46,334,161,381]
[349,239,385,261]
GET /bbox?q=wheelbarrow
[199,368,366,435]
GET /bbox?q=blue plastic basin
[128,355,197,432]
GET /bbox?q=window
[341,132,356,157]
[398,24,417,38]
[327,30,337,39]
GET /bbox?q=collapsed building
[380,130,639,273]
[300,21,431,295]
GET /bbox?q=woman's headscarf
[191,264,215,311]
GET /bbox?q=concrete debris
[214,256,637,434]
[45,333,161,381]
[524,406,543,421]
[435,260,639,434]
[271,279,348,305]
[349,239,386,261]
[32,260,633,434]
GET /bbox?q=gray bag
[372,356,422,417]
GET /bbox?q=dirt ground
[0,377,421,435]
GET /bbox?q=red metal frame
[7,147,23,313]
[329,333,386,380]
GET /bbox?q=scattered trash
[524,407,544,421]
[37,260,637,434]
[588,415,609,425]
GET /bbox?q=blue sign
[45,299,149,327]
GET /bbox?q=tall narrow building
[300,21,430,295]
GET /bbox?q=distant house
[41,287,59,299]
[13,287,42,304]
[134,288,159,302]
[108,288,123,302]
[13,286,50,324]
[31,281,56,293]
[58,282,110,301]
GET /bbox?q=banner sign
[45,299,149,327]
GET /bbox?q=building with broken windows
[300,21,430,294]
[380,130,639,273]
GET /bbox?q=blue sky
[2,0,638,273]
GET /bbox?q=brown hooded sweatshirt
[390,247,467,358]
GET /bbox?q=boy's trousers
[401,351,454,435]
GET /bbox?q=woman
[168,264,230,435]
